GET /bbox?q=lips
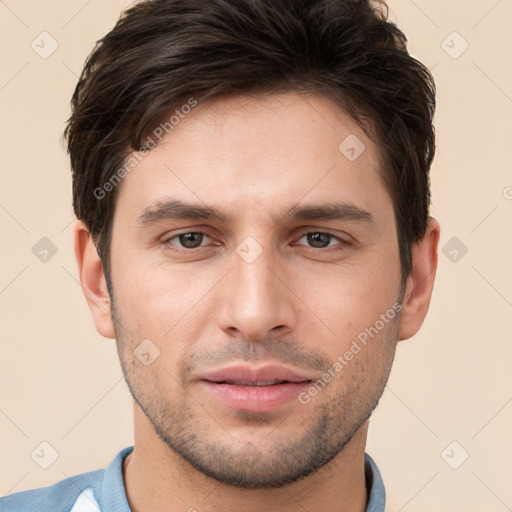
[217,379,288,386]
[197,365,313,412]
[199,365,313,386]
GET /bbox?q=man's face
[108,92,403,488]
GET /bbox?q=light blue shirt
[0,447,385,511]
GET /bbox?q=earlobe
[73,220,116,339]
[398,217,440,341]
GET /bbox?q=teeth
[223,379,286,386]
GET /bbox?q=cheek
[300,259,400,340]
[112,260,219,348]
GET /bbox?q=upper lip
[198,365,314,385]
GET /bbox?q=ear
[398,217,440,341]
[73,220,116,339]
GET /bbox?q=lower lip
[200,381,310,412]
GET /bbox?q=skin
[74,92,440,512]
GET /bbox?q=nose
[216,242,297,342]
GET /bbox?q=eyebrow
[136,198,374,226]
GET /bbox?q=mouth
[197,365,314,412]
[211,379,302,386]
[199,364,314,384]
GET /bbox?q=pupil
[308,233,330,248]
[180,233,202,248]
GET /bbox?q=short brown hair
[64,0,435,290]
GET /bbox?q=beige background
[1,1,511,510]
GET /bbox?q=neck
[123,406,369,512]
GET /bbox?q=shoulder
[0,446,134,512]
[0,469,104,511]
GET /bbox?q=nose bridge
[217,235,295,340]
[237,245,277,308]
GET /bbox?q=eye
[164,232,212,250]
[163,230,349,253]
[295,231,347,249]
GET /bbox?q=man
[1,0,439,510]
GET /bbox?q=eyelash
[163,230,350,253]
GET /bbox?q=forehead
[114,92,392,225]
